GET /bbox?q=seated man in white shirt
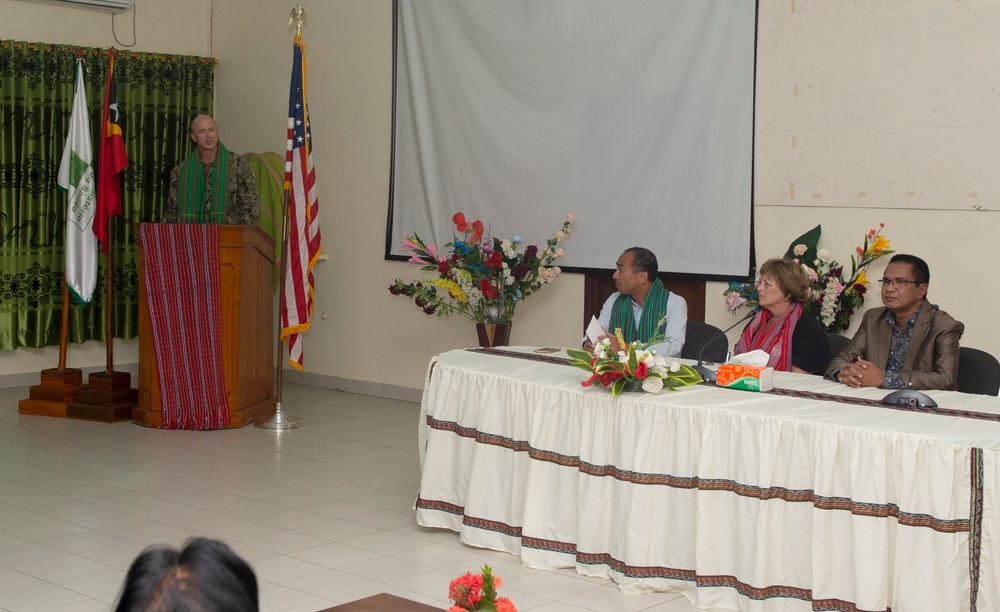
[583,247,687,357]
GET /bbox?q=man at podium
[163,114,260,225]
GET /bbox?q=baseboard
[282,369,423,403]
[1,363,424,404]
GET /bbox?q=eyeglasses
[878,278,923,288]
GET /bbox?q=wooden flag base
[18,368,86,418]
[67,371,138,423]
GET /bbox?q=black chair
[957,347,1000,396]
[826,332,850,372]
[681,322,728,364]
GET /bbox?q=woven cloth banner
[139,224,229,429]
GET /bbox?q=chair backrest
[957,347,1000,396]
[826,333,850,372]
[681,322,728,363]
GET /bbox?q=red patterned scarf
[140,224,230,429]
[734,301,803,372]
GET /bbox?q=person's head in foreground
[115,537,258,612]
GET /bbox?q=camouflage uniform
[164,151,260,225]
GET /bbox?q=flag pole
[257,186,300,430]
[18,52,89,417]
[256,5,309,431]
[67,46,137,422]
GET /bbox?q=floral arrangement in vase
[389,212,574,324]
[567,323,702,396]
[723,224,893,333]
[447,565,517,612]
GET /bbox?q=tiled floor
[0,384,729,612]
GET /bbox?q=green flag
[57,58,98,305]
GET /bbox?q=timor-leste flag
[94,51,129,252]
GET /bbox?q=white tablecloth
[416,347,1000,612]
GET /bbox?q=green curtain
[0,40,214,350]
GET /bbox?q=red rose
[452,212,469,232]
[490,251,503,268]
[480,278,499,299]
[438,261,450,274]
[600,372,615,387]
[634,362,648,379]
[469,220,484,243]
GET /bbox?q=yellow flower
[845,270,867,294]
[615,327,627,351]
[431,279,468,303]
[868,235,890,254]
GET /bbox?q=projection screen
[388,0,756,276]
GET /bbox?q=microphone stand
[694,309,757,383]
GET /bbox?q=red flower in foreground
[634,362,648,379]
[452,212,469,232]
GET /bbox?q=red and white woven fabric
[140,223,230,430]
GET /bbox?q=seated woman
[734,257,830,374]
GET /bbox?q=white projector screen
[387,0,756,276]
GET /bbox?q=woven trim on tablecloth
[969,448,984,612]
[426,416,969,534]
[140,224,229,430]
[415,497,891,612]
[464,347,1000,422]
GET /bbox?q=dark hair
[758,257,810,303]
[115,538,258,612]
[888,254,930,285]
[623,247,658,279]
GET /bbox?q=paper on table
[586,316,605,344]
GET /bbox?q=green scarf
[177,144,230,224]
[610,277,669,344]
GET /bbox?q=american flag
[280,36,322,370]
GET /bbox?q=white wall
[3,0,996,396]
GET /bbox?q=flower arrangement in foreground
[447,565,517,612]
[567,324,702,396]
[723,224,893,333]
[389,212,574,324]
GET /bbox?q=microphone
[882,304,938,408]
[694,309,756,383]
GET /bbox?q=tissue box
[716,363,773,392]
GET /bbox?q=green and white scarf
[177,144,230,224]
[610,277,669,344]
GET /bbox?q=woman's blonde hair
[759,257,810,303]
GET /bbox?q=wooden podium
[134,224,276,428]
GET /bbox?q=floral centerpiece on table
[447,565,517,612]
[567,323,702,396]
[389,212,574,324]
[722,224,893,333]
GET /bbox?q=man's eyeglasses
[878,278,923,288]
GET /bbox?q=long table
[415,347,1000,612]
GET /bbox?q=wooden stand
[134,225,276,428]
[67,371,138,423]
[18,368,86,417]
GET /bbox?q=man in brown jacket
[826,254,963,391]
